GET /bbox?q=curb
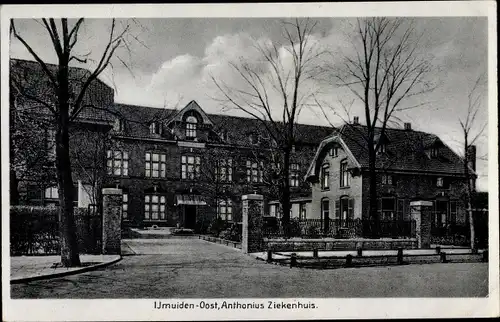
[10,256,122,284]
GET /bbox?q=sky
[9,17,489,191]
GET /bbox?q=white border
[2,2,498,321]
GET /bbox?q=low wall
[199,235,242,249]
[264,238,417,252]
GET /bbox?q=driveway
[11,238,489,298]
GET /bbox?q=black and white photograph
[2,2,498,321]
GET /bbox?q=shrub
[288,218,302,237]
[305,225,320,239]
[219,223,242,242]
[208,216,227,237]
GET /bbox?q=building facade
[10,59,332,230]
[304,121,476,231]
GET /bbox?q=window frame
[145,152,167,178]
[329,146,338,158]
[340,160,350,188]
[217,198,233,221]
[246,160,263,183]
[185,116,198,138]
[321,198,330,222]
[215,158,233,182]
[381,197,396,221]
[122,193,129,220]
[144,193,167,221]
[321,163,330,190]
[181,155,201,180]
[289,163,300,187]
[107,150,129,176]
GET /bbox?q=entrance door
[185,205,196,229]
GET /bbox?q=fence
[262,217,416,239]
[430,211,488,248]
[10,205,102,256]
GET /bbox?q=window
[330,146,338,157]
[299,203,307,220]
[181,155,201,180]
[107,150,129,176]
[113,118,125,132]
[186,116,197,138]
[246,160,263,183]
[249,133,260,145]
[45,186,59,199]
[46,129,56,159]
[321,199,330,221]
[378,143,387,154]
[430,148,438,158]
[450,201,457,224]
[144,194,167,220]
[149,122,162,135]
[219,130,228,141]
[269,204,277,217]
[122,193,128,219]
[218,199,233,221]
[436,177,444,187]
[381,198,396,220]
[338,197,350,223]
[216,158,233,182]
[321,164,330,189]
[382,174,393,185]
[340,160,350,187]
[145,152,167,178]
[289,163,300,187]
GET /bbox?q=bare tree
[211,18,327,236]
[324,18,434,236]
[458,74,487,251]
[10,18,135,267]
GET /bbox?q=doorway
[185,205,197,229]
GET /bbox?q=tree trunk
[56,61,81,267]
[281,147,291,237]
[368,145,379,238]
[10,169,20,205]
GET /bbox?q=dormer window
[150,122,162,135]
[219,130,228,141]
[186,116,197,138]
[249,133,260,145]
[430,147,438,158]
[377,143,387,154]
[113,118,125,132]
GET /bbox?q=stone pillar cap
[102,188,123,195]
[410,200,433,206]
[242,194,264,201]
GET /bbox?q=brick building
[10,59,332,229]
[304,120,477,231]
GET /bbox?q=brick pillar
[410,201,432,249]
[102,188,122,255]
[241,194,264,254]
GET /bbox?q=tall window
[321,199,330,221]
[269,204,278,217]
[216,158,233,182]
[436,177,444,187]
[321,163,329,190]
[299,203,307,220]
[186,116,197,138]
[46,129,56,160]
[122,193,128,219]
[378,143,387,154]
[146,152,167,178]
[340,160,350,187]
[289,163,300,187]
[329,146,338,157]
[107,150,129,176]
[218,199,233,221]
[430,147,439,158]
[246,160,263,183]
[381,198,396,220]
[181,155,201,180]
[144,194,166,220]
[149,122,162,135]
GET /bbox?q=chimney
[404,122,412,130]
[467,145,476,171]
[353,116,359,125]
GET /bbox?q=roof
[10,58,114,123]
[308,123,470,177]
[112,101,333,146]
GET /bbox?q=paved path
[11,238,489,298]
[10,255,120,281]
